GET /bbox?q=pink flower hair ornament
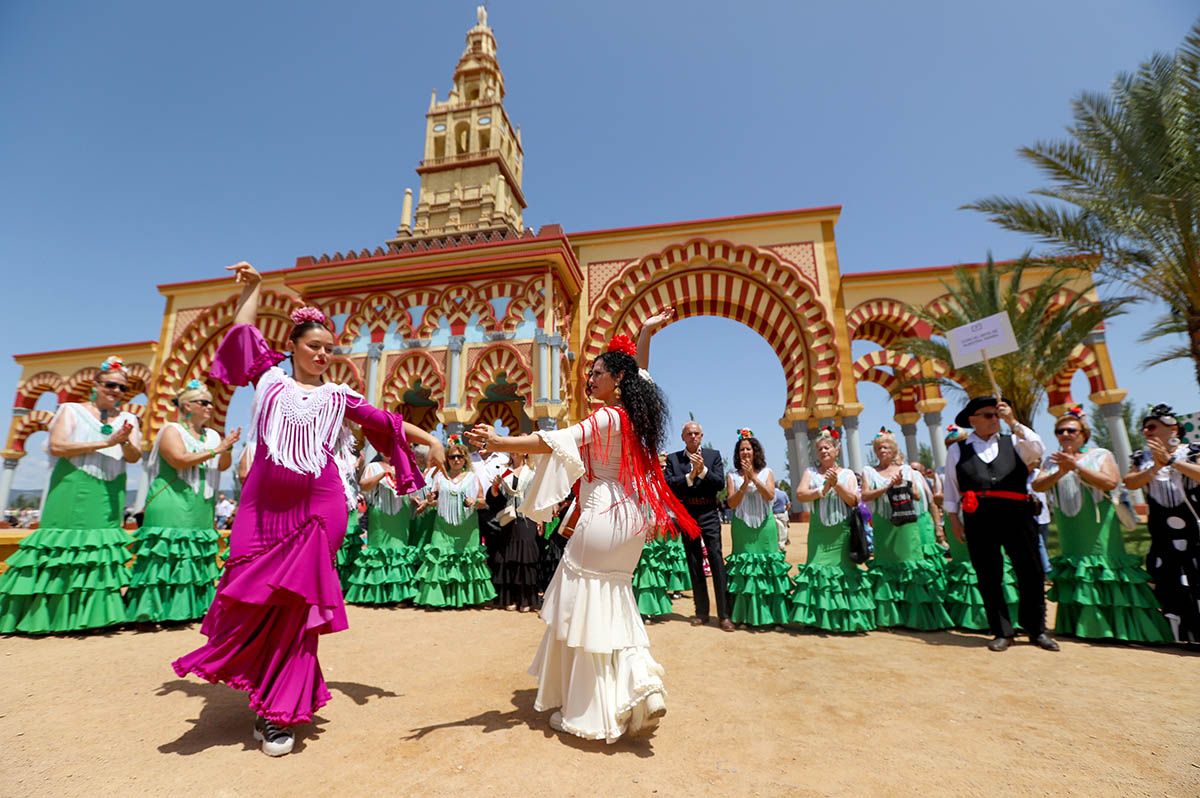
[736,428,754,441]
[289,307,328,327]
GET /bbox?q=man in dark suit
[665,422,733,631]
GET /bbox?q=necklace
[90,402,114,435]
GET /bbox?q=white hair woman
[0,356,142,633]
[126,379,240,623]
[789,427,875,632]
[860,428,952,630]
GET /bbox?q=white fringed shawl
[249,367,358,477]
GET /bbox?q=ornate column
[790,420,812,512]
[445,335,465,408]
[1097,396,1134,475]
[0,457,20,515]
[842,415,863,472]
[895,412,921,463]
[364,342,385,406]
[917,400,947,470]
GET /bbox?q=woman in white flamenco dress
[468,336,697,743]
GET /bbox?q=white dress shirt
[943,424,1045,514]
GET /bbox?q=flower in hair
[186,379,203,390]
[446,433,464,447]
[606,334,637,358]
[874,426,892,439]
[737,428,754,441]
[821,426,840,440]
[1148,403,1177,424]
[1067,404,1085,419]
[99,356,125,373]
[290,306,328,326]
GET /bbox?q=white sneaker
[548,711,565,732]
[253,716,295,757]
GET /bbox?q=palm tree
[891,255,1129,424]
[965,19,1200,386]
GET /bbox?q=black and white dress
[1131,444,1200,643]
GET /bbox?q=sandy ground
[2,524,1198,798]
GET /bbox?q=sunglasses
[101,381,129,392]
[448,454,466,460]
[973,412,999,420]
[190,399,214,407]
[1055,428,1080,436]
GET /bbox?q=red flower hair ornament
[1066,405,1086,419]
[737,427,754,441]
[606,334,637,358]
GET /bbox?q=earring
[89,388,97,401]
[614,386,622,401]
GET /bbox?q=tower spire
[393,6,525,243]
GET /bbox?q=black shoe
[1032,633,1060,652]
[986,636,1012,652]
[253,716,295,757]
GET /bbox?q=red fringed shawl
[581,407,700,540]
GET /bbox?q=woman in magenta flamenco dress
[172,262,444,757]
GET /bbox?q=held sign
[947,312,1018,368]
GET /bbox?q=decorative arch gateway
[462,342,534,413]
[381,350,446,431]
[472,399,527,434]
[585,238,841,417]
[4,410,55,458]
[152,289,302,440]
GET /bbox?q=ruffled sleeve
[520,426,586,524]
[344,397,424,494]
[210,323,286,387]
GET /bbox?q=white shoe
[548,711,565,732]
[645,691,667,721]
[253,716,295,757]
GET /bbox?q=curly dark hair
[731,436,767,472]
[596,350,668,457]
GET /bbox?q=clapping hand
[1050,450,1078,472]
[218,427,242,454]
[106,421,134,447]
[823,468,838,489]
[688,450,704,477]
[225,261,261,286]
[889,470,905,487]
[1147,438,1171,467]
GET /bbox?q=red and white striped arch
[14,372,65,409]
[381,350,447,410]
[472,400,525,434]
[325,356,365,394]
[154,289,301,440]
[1046,344,1105,410]
[462,343,533,411]
[4,410,55,455]
[851,351,924,415]
[846,299,927,344]
[585,239,840,413]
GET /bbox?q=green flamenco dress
[1044,449,1172,643]
[726,469,792,626]
[126,423,222,623]
[345,467,418,605]
[942,515,1020,630]
[413,472,497,608]
[632,534,676,616]
[0,404,135,634]
[789,468,876,632]
[864,466,952,630]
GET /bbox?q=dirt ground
[2,524,1197,798]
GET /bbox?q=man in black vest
[944,397,1059,652]
[665,421,733,631]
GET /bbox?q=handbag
[1111,488,1139,532]
[497,504,517,527]
[887,480,918,526]
[847,504,871,564]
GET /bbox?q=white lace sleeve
[520,427,588,524]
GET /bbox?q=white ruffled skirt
[529,484,666,743]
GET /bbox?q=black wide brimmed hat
[955,396,1004,428]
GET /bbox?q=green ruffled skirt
[0,461,130,634]
[125,468,220,623]
[336,510,363,590]
[1048,554,1172,642]
[867,516,952,630]
[345,506,418,605]
[413,514,497,608]
[727,515,792,626]
[632,534,690,616]
[942,532,1020,631]
[789,513,876,632]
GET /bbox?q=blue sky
[2,1,1197,492]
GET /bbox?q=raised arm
[635,307,675,370]
[228,262,262,327]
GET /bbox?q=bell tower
[392,6,526,242]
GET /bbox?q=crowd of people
[0,276,1196,755]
